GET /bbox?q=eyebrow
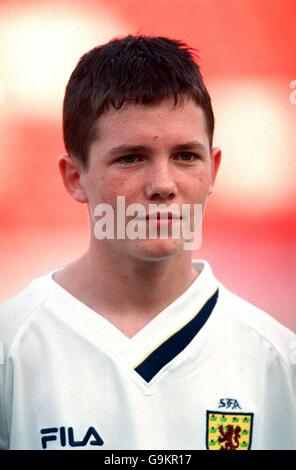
[105,141,208,159]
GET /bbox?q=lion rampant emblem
[206,411,254,450]
[218,424,241,450]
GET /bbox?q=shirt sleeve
[0,340,9,450]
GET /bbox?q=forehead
[92,97,209,147]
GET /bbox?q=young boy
[0,35,295,450]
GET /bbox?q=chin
[130,238,185,262]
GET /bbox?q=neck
[54,241,199,336]
[95,248,195,303]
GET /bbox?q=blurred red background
[0,0,295,331]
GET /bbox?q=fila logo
[40,426,104,449]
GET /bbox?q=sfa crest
[206,411,254,450]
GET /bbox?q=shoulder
[217,284,296,368]
[0,273,53,352]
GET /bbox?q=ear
[58,154,88,203]
[208,147,222,195]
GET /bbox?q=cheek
[89,173,141,207]
[180,172,211,201]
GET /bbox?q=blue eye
[178,152,197,162]
[118,155,139,164]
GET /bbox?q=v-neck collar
[29,260,219,383]
[134,287,219,382]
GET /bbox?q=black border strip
[135,289,219,382]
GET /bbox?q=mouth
[145,211,182,221]
[141,211,182,229]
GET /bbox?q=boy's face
[78,97,221,261]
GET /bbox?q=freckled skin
[79,97,221,263]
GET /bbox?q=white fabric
[0,260,295,450]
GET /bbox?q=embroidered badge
[206,411,254,450]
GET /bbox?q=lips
[145,212,181,221]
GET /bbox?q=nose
[144,160,177,201]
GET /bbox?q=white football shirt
[0,260,295,450]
